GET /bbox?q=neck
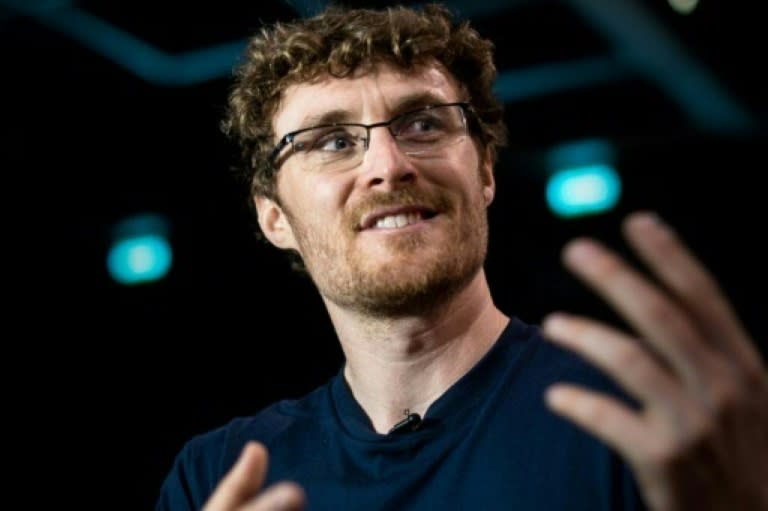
[323,269,509,434]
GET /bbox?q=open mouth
[359,206,438,231]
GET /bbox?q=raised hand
[543,211,768,510]
[203,442,305,511]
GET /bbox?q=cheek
[283,173,354,229]
[307,180,350,233]
[441,153,484,199]
[315,175,351,207]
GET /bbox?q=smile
[374,212,422,229]
[359,207,438,231]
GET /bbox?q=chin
[322,246,484,317]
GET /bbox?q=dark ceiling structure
[3,1,766,509]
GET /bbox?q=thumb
[203,442,269,511]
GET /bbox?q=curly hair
[222,3,507,204]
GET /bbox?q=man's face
[256,62,495,316]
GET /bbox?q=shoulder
[505,317,637,404]
[194,385,331,471]
[155,384,331,511]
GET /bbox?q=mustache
[347,188,454,229]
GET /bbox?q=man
[157,4,767,510]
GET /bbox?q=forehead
[272,62,463,135]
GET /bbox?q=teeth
[374,213,422,229]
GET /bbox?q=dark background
[3,0,766,509]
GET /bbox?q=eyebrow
[299,109,352,129]
[391,92,452,114]
[297,91,454,130]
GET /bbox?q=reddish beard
[286,185,488,317]
[345,188,452,231]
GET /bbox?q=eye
[292,127,359,153]
[405,116,439,133]
[313,129,359,152]
[397,112,446,139]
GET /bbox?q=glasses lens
[291,125,367,172]
[286,104,469,172]
[392,104,467,156]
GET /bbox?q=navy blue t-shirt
[156,318,646,510]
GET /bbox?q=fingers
[203,442,306,511]
[546,212,768,510]
[545,383,650,464]
[241,482,306,511]
[542,313,684,408]
[203,442,269,511]
[562,236,709,385]
[622,212,762,372]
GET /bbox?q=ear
[253,195,298,251]
[480,147,496,206]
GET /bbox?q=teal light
[107,214,172,285]
[545,139,621,219]
[546,164,621,218]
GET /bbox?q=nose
[359,127,417,190]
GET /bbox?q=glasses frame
[267,102,472,170]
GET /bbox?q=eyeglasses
[268,102,472,173]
